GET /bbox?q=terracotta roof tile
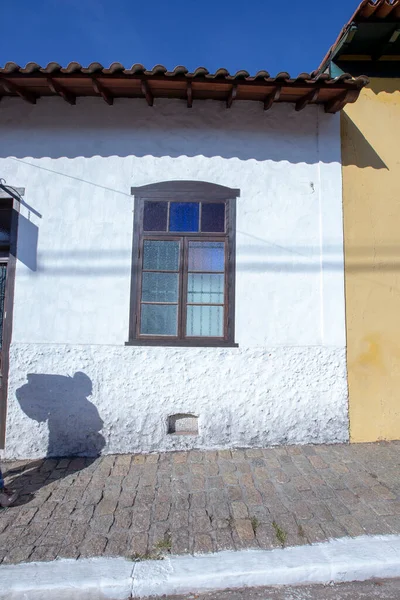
[0,62,369,114]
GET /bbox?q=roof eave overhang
[0,63,369,114]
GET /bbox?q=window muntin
[128,182,238,347]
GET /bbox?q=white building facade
[0,96,347,458]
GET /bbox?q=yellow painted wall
[342,78,400,442]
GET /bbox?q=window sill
[125,340,239,348]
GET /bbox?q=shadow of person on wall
[16,372,105,457]
[4,372,105,506]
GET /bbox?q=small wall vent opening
[168,414,199,436]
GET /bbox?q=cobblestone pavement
[1,441,400,564]
[162,578,400,599]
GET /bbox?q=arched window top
[131,180,240,200]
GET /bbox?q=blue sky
[1,0,357,75]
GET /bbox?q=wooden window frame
[126,181,239,348]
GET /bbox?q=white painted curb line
[1,535,400,599]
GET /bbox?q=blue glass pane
[143,201,168,231]
[169,203,199,232]
[188,242,225,272]
[201,203,225,232]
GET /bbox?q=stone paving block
[284,500,314,521]
[63,522,87,546]
[192,476,206,491]
[173,478,190,494]
[105,532,130,556]
[112,508,133,530]
[189,492,206,509]
[31,501,58,522]
[30,544,61,562]
[190,463,206,477]
[382,515,400,533]
[204,450,218,462]
[269,469,290,484]
[131,509,151,533]
[273,514,304,547]
[222,472,239,486]
[171,510,189,530]
[191,509,212,532]
[215,527,235,550]
[172,493,190,510]
[4,540,33,564]
[300,520,326,544]
[194,533,213,553]
[233,518,255,544]
[226,486,243,502]
[135,487,156,505]
[218,450,232,460]
[262,494,289,517]
[368,501,396,517]
[330,462,350,474]
[245,449,263,458]
[173,464,188,478]
[308,455,328,470]
[320,520,348,539]
[148,521,170,548]
[354,513,393,535]
[95,498,118,516]
[39,518,71,544]
[231,501,248,519]
[172,452,188,464]
[255,523,277,549]
[244,485,263,506]
[206,476,225,490]
[287,446,302,456]
[292,476,311,492]
[146,454,159,464]
[90,514,114,535]
[13,506,38,527]
[57,544,81,559]
[188,451,204,463]
[79,534,108,557]
[218,460,237,474]
[373,484,397,500]
[171,528,190,554]
[153,502,171,522]
[235,461,251,474]
[117,490,136,508]
[204,462,219,476]
[323,498,350,516]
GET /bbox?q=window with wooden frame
[126,181,239,347]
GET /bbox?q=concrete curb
[1,535,400,599]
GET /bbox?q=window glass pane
[0,209,12,244]
[186,305,224,337]
[143,240,179,271]
[188,242,224,272]
[201,203,225,232]
[187,273,224,304]
[142,272,178,302]
[143,201,168,231]
[169,202,199,232]
[141,304,178,335]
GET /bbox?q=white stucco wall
[0,97,347,458]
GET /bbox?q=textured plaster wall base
[4,343,347,459]
[1,535,400,599]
